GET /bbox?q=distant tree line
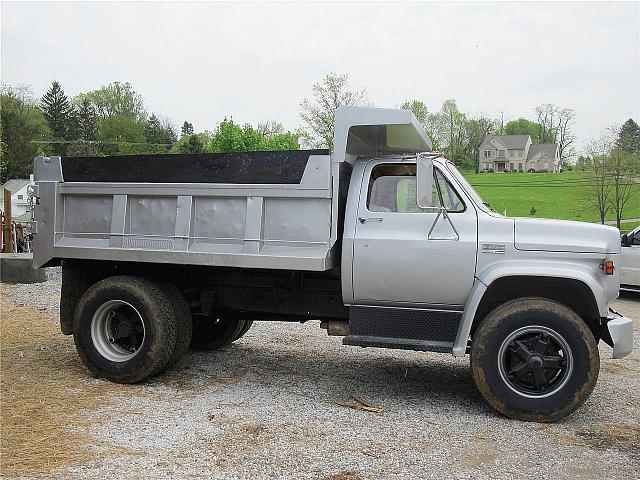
[0,73,635,192]
[0,81,299,181]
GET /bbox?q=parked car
[621,225,640,292]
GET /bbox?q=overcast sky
[2,1,638,152]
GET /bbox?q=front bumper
[601,308,634,359]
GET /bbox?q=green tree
[616,119,640,154]
[74,98,98,141]
[144,114,164,145]
[182,135,205,153]
[67,140,100,157]
[466,116,496,173]
[299,73,367,150]
[439,99,468,164]
[40,81,74,139]
[504,118,539,138]
[97,115,146,155]
[160,117,177,146]
[180,121,194,137]
[400,99,440,150]
[171,132,211,154]
[98,115,146,143]
[184,135,204,153]
[240,123,264,151]
[80,81,146,122]
[262,131,300,150]
[257,120,300,150]
[206,118,299,153]
[208,118,247,152]
[76,82,149,155]
[401,100,429,126]
[0,85,51,181]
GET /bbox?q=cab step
[342,305,461,353]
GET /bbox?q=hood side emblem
[482,243,506,254]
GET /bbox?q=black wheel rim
[498,326,573,398]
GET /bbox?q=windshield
[445,161,496,214]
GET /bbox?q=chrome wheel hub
[90,300,145,362]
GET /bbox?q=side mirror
[416,153,434,209]
[621,234,628,246]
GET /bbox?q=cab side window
[366,164,464,213]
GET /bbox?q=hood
[514,218,621,254]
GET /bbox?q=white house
[479,135,561,172]
[1,175,34,219]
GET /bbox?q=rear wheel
[158,283,193,368]
[234,320,254,341]
[470,298,599,422]
[73,276,177,384]
[190,311,245,350]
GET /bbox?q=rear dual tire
[73,276,190,384]
[190,313,252,350]
[471,298,600,422]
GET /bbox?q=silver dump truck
[31,106,632,422]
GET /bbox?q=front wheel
[470,298,600,422]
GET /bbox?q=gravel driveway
[2,275,638,479]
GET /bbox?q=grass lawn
[620,221,639,233]
[460,170,640,224]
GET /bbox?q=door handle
[359,217,383,223]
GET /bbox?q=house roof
[1,179,30,193]
[527,143,558,160]
[481,134,530,150]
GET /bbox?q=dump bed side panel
[33,151,337,271]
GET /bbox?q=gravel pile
[2,280,639,479]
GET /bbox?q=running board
[343,305,461,354]
[343,335,453,353]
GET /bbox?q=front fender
[452,259,612,357]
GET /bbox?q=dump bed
[32,149,339,270]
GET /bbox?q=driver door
[351,161,478,307]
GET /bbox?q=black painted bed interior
[61,149,329,184]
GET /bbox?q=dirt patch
[0,299,143,477]
[324,471,362,480]
[601,361,633,374]
[202,418,273,470]
[459,452,497,468]
[575,423,640,460]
